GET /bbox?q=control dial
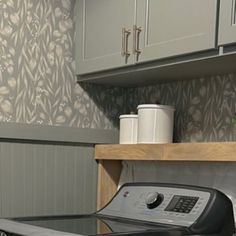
[145,192,164,209]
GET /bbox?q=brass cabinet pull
[122,28,125,56]
[122,28,131,61]
[133,25,142,61]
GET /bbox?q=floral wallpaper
[126,75,236,142]
[0,0,125,129]
[1,0,236,141]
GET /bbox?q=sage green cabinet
[76,0,218,76]
[76,0,136,75]
[136,0,218,63]
[218,0,236,46]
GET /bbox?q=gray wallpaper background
[0,0,126,129]
[1,0,236,142]
[126,75,236,142]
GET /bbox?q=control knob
[145,192,164,209]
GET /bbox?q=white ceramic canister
[119,114,138,144]
[137,104,175,143]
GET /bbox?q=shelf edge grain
[95,142,236,161]
[95,144,164,160]
[164,142,236,161]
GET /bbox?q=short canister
[119,114,138,144]
[137,104,175,143]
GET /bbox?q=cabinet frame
[218,0,236,46]
[76,0,219,80]
[75,0,136,75]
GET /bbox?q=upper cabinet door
[135,0,218,63]
[218,0,236,46]
[76,0,136,75]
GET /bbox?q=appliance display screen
[165,195,199,213]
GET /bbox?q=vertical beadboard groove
[22,143,26,216]
[0,144,1,216]
[0,143,3,216]
[73,145,79,214]
[53,144,57,215]
[0,141,97,217]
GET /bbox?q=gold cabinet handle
[133,25,142,61]
[122,28,131,62]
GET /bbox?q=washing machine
[0,183,234,236]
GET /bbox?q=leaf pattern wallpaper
[1,0,236,142]
[0,0,126,129]
[126,75,236,142]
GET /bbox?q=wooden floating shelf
[95,142,236,161]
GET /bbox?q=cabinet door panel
[218,0,236,46]
[136,0,217,63]
[76,0,135,75]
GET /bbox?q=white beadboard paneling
[0,142,97,217]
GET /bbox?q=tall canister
[137,104,175,143]
[119,114,138,144]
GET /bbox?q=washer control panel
[98,184,211,227]
[165,195,199,213]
